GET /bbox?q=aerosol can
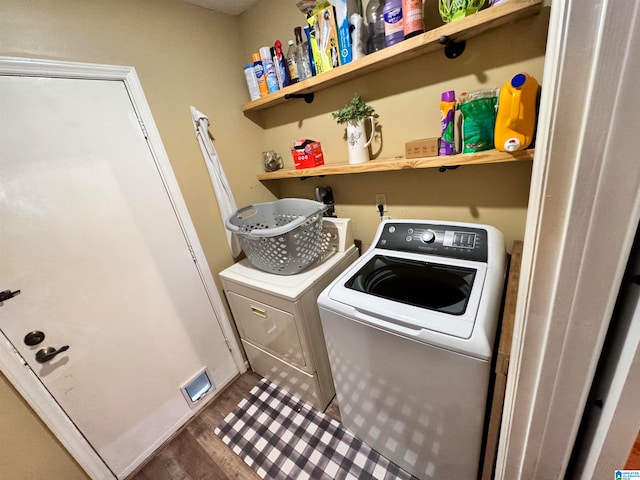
[494,73,540,152]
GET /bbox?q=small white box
[323,217,353,252]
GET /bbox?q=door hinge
[188,244,197,262]
[224,336,233,352]
[137,118,149,139]
[3,338,28,366]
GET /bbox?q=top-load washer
[317,219,507,479]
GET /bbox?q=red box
[291,139,325,169]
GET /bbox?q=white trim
[0,56,131,79]
[496,0,640,477]
[0,56,246,478]
[0,336,114,478]
[561,1,640,476]
[120,65,246,372]
[575,267,640,477]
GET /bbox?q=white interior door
[0,73,238,477]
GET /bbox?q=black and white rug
[215,379,418,480]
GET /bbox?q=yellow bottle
[495,73,539,152]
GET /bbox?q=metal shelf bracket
[439,165,460,172]
[284,92,315,104]
[439,36,466,59]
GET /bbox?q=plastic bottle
[259,46,280,94]
[294,27,314,80]
[403,0,424,39]
[243,65,261,101]
[273,40,291,88]
[270,47,282,89]
[494,73,540,152]
[366,0,386,53]
[350,13,368,60]
[285,40,300,84]
[439,90,456,155]
[303,26,317,77]
[383,0,404,47]
[251,52,269,97]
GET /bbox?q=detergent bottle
[383,0,404,47]
[494,73,540,152]
[439,90,456,155]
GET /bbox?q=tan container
[405,137,440,159]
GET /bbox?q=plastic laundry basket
[225,198,329,275]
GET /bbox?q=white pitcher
[346,116,375,164]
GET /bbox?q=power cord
[377,204,384,221]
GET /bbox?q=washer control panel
[375,222,488,262]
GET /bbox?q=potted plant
[332,94,377,165]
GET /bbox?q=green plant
[331,94,376,124]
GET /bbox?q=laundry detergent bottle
[439,90,456,155]
[383,0,404,47]
[495,73,540,152]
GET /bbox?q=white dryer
[220,218,358,410]
[317,219,507,479]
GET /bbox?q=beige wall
[0,0,271,477]
[0,373,89,479]
[1,0,274,275]
[0,0,549,477]
[238,1,549,250]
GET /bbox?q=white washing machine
[219,217,358,411]
[317,219,507,479]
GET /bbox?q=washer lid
[327,250,486,340]
[345,254,476,316]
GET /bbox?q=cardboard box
[307,3,341,75]
[292,139,325,169]
[405,137,440,159]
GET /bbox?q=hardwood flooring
[625,428,640,470]
[129,371,341,480]
[124,368,640,479]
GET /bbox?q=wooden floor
[625,429,640,470]
[127,369,640,479]
[129,372,341,480]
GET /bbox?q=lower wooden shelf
[257,148,534,180]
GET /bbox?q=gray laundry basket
[225,198,329,275]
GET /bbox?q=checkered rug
[215,379,418,480]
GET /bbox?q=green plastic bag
[458,89,498,153]
[439,0,486,23]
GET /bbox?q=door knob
[24,331,46,346]
[35,345,70,363]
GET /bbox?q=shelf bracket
[284,92,315,104]
[438,165,459,172]
[439,36,466,59]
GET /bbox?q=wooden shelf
[257,148,534,180]
[242,0,542,116]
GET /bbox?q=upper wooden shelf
[257,148,534,180]
[242,0,542,116]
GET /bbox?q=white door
[0,73,238,477]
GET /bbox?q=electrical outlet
[375,193,387,213]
